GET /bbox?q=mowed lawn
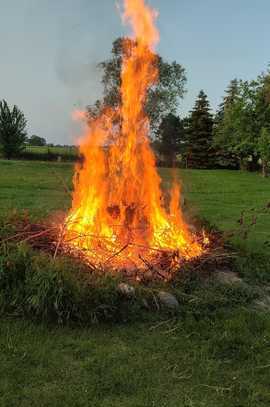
[1,160,270,407]
[1,159,270,252]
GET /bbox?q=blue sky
[0,0,269,144]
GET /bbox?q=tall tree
[213,80,258,169]
[157,113,184,166]
[213,79,240,168]
[254,69,270,133]
[0,100,27,159]
[214,79,239,128]
[87,37,186,135]
[28,135,46,146]
[185,91,213,169]
[257,127,270,177]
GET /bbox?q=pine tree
[214,79,239,132]
[186,91,213,169]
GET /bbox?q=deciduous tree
[257,127,270,177]
[87,37,186,135]
[28,135,46,146]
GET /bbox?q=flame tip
[65,0,205,272]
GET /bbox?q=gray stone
[215,270,243,285]
[254,296,270,311]
[117,283,135,298]
[158,291,179,310]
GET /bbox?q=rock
[117,283,135,298]
[215,270,243,285]
[254,296,270,311]
[157,291,179,310]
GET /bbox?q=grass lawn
[24,146,77,155]
[1,160,269,251]
[0,159,270,406]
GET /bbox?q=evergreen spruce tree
[213,79,239,132]
[186,90,213,169]
[0,100,27,159]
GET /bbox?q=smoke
[55,44,104,109]
[54,0,122,109]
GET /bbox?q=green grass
[1,160,269,251]
[1,311,270,406]
[1,159,270,406]
[0,160,72,218]
[24,145,77,156]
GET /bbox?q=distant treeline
[1,37,270,174]
[21,145,78,162]
[157,72,270,177]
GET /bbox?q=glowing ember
[64,0,205,271]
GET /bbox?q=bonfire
[62,0,208,274]
[2,0,221,281]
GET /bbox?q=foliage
[254,69,270,131]
[213,70,270,172]
[156,113,185,166]
[0,100,27,159]
[184,90,214,169]
[27,134,47,146]
[214,81,248,163]
[87,37,186,135]
[257,127,270,176]
[0,233,260,325]
[0,242,141,323]
[213,79,240,168]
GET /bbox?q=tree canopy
[185,90,214,169]
[87,37,187,135]
[156,113,185,166]
[0,100,27,159]
[213,69,270,173]
[27,135,46,146]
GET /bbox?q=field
[1,160,269,252]
[0,160,270,406]
[1,146,79,162]
[24,145,77,156]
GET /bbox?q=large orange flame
[64,0,203,271]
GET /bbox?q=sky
[0,0,269,145]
